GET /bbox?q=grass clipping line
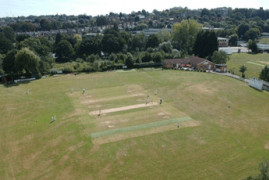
[90,116,192,138]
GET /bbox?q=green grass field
[0,69,269,179]
[227,53,269,79]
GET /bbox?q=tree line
[0,19,234,78]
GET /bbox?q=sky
[1,0,269,18]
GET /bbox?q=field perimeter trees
[15,48,40,74]
[172,19,202,55]
[193,31,218,58]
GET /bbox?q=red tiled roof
[164,56,212,65]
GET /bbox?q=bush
[34,73,42,79]
[63,66,74,73]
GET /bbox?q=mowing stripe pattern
[90,116,192,138]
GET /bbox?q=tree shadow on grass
[3,81,31,88]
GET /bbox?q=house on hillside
[164,56,214,71]
[218,37,229,47]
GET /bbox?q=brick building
[164,56,215,71]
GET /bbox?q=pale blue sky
[1,0,269,17]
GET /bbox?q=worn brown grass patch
[81,93,145,104]
[89,102,158,115]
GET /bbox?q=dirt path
[211,72,250,83]
[82,93,145,104]
[89,102,158,115]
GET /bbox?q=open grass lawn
[0,69,269,179]
[227,53,269,79]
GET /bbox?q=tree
[237,23,250,39]
[159,41,173,53]
[247,39,258,53]
[101,34,121,55]
[146,34,159,48]
[0,54,4,74]
[172,19,202,54]
[0,33,13,54]
[18,37,51,57]
[201,8,210,17]
[131,33,147,51]
[245,28,260,41]
[156,29,171,43]
[2,49,18,73]
[193,31,218,58]
[211,51,229,64]
[15,48,40,74]
[16,34,30,43]
[3,26,16,42]
[40,19,51,31]
[259,65,269,82]
[243,158,269,180]
[239,65,247,78]
[55,40,75,62]
[78,38,101,57]
[96,16,108,26]
[125,53,134,68]
[152,52,163,63]
[229,34,238,46]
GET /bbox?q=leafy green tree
[245,28,260,40]
[18,37,50,57]
[201,8,210,17]
[140,52,152,62]
[2,49,18,73]
[55,33,63,45]
[247,39,258,53]
[15,48,40,74]
[239,65,247,78]
[211,51,229,64]
[152,52,163,63]
[101,34,121,55]
[237,23,250,39]
[156,29,171,43]
[0,54,4,74]
[131,32,147,51]
[16,34,30,43]
[0,33,13,54]
[193,31,218,58]
[96,16,108,26]
[40,19,51,31]
[259,65,269,82]
[159,41,173,53]
[125,53,134,68]
[229,34,238,46]
[146,34,159,48]
[78,38,101,56]
[3,26,16,42]
[172,19,202,54]
[55,40,75,62]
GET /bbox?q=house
[215,64,227,73]
[164,56,214,71]
[218,37,229,47]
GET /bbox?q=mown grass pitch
[90,116,192,138]
[227,53,269,78]
[0,69,269,179]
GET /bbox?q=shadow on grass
[3,81,31,88]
